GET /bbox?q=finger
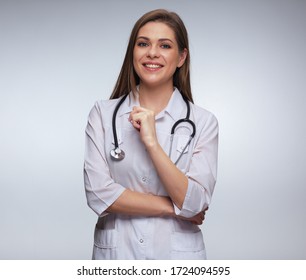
[131,121,141,130]
[129,117,141,130]
[130,113,144,126]
[130,111,154,128]
[128,110,139,122]
[129,107,142,119]
[132,107,155,120]
[132,106,143,112]
[192,220,201,225]
[196,216,203,225]
[130,107,145,118]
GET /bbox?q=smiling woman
[110,9,192,102]
[83,9,219,260]
[133,22,187,102]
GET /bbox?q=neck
[138,83,174,114]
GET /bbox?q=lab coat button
[139,239,144,243]
[141,176,147,182]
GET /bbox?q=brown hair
[109,9,193,103]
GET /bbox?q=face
[133,21,187,89]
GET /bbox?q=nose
[147,44,160,58]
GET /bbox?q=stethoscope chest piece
[110,148,125,161]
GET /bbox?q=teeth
[145,64,162,68]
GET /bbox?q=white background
[0,0,305,259]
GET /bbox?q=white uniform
[84,88,218,259]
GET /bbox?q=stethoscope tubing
[112,94,129,150]
[110,93,196,164]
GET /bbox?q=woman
[84,9,218,260]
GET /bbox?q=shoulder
[94,98,120,112]
[88,98,120,118]
[85,99,121,129]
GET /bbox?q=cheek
[132,52,139,71]
[133,47,145,60]
[133,49,143,68]
[133,56,138,69]
[165,56,180,73]
[132,50,137,63]
[165,52,180,66]
[133,57,140,76]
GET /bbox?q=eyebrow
[136,36,174,43]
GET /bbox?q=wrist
[145,140,160,154]
[160,196,175,217]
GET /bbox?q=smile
[143,63,163,70]
[144,64,162,68]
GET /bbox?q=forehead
[137,21,176,40]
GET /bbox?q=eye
[137,41,148,47]
[161,44,171,49]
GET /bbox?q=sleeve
[83,102,126,216]
[174,113,219,218]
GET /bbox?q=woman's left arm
[145,142,188,209]
[129,106,218,216]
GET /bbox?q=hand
[129,106,158,148]
[177,207,209,225]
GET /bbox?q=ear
[177,48,188,68]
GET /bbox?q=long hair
[109,9,193,103]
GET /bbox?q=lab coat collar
[117,90,140,118]
[157,88,186,121]
[117,87,186,121]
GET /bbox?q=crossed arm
[107,189,206,225]
[84,103,214,225]
[106,106,206,225]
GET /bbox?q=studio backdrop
[0,0,305,259]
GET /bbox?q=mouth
[142,63,163,70]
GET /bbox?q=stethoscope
[110,93,196,165]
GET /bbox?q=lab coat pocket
[170,230,206,260]
[94,227,118,249]
[92,227,118,259]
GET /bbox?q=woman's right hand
[176,207,208,225]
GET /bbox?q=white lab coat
[84,88,218,259]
